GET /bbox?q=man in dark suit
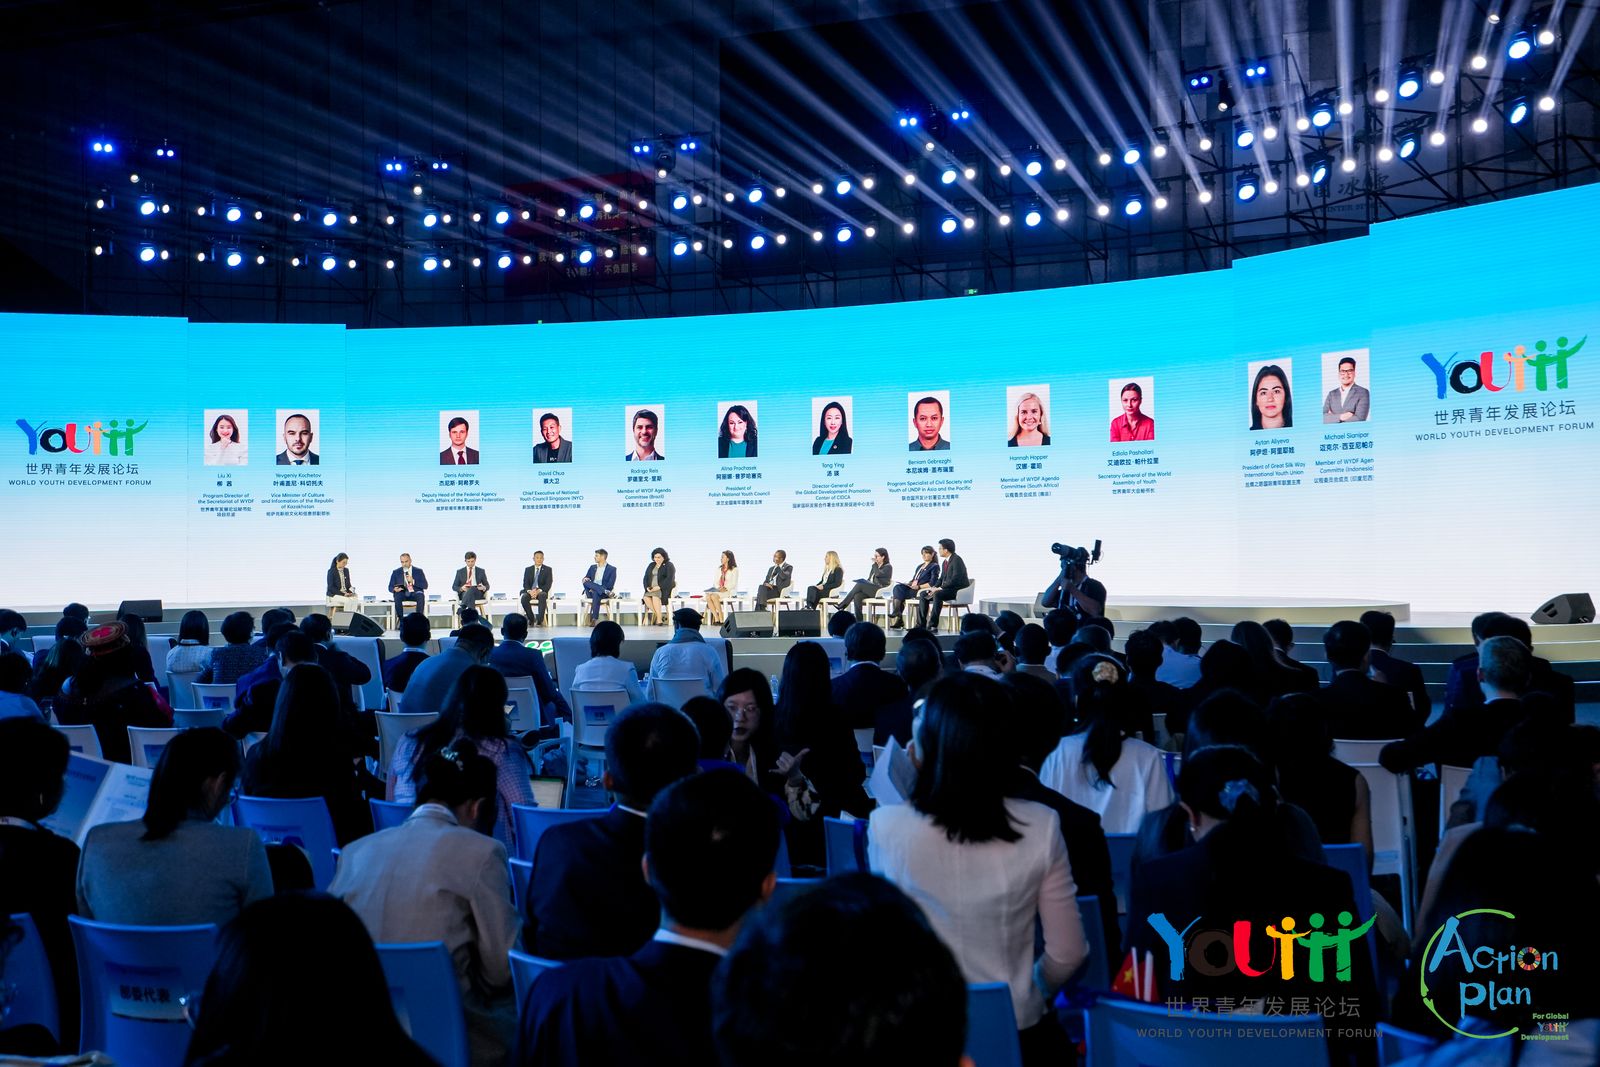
[521,551,554,627]
[440,415,480,464]
[453,551,490,613]
[388,553,428,618]
[752,550,793,611]
[831,622,912,745]
[226,629,318,738]
[580,549,618,624]
[382,612,431,693]
[299,613,376,756]
[1380,636,1533,773]
[517,769,779,1067]
[835,549,893,617]
[1318,619,1423,739]
[1443,611,1576,725]
[1360,610,1431,723]
[489,614,569,725]
[912,538,967,631]
[525,704,700,960]
[273,412,319,465]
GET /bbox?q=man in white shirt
[647,609,727,698]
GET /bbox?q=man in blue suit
[517,767,779,1067]
[581,549,617,624]
[388,552,428,618]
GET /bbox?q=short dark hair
[448,416,469,431]
[1471,610,1529,644]
[1172,617,1203,655]
[539,412,559,427]
[1262,618,1295,650]
[416,740,497,809]
[896,636,943,695]
[464,550,477,560]
[299,613,334,644]
[1123,628,1164,676]
[681,695,733,760]
[712,872,968,1067]
[672,607,702,630]
[260,607,295,634]
[62,603,90,621]
[937,538,955,553]
[913,395,944,417]
[1001,672,1069,770]
[0,718,70,820]
[646,769,779,930]
[0,652,32,695]
[1322,620,1372,670]
[457,607,481,627]
[399,612,431,647]
[1016,623,1049,665]
[142,727,240,840]
[605,702,700,808]
[1479,635,1532,693]
[844,621,886,663]
[1121,381,1143,398]
[221,611,255,645]
[589,620,624,658]
[594,548,609,559]
[1338,356,1357,369]
[0,609,25,634]
[55,617,88,641]
[632,408,659,429]
[912,674,1019,843]
[276,630,319,666]
[953,631,996,665]
[826,610,854,638]
[502,614,529,641]
[1358,610,1396,648]
[453,622,495,652]
[958,612,994,635]
[1042,609,1079,647]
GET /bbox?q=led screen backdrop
[7,184,1597,611]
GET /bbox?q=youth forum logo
[15,418,148,456]
[1420,334,1583,399]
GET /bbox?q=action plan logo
[1418,908,1568,1042]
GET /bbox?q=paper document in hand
[868,738,917,805]
[40,753,154,844]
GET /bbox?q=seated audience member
[61,603,90,624]
[720,669,777,782]
[1039,654,1173,834]
[525,703,700,960]
[1443,611,1576,724]
[252,606,295,650]
[1319,619,1422,738]
[994,610,1025,655]
[1266,692,1372,854]
[1041,609,1080,677]
[1002,671,1119,956]
[489,612,570,723]
[831,621,912,747]
[646,608,727,698]
[403,621,494,713]
[1230,619,1316,702]
[0,609,28,663]
[182,893,435,1067]
[1358,609,1430,721]
[1165,639,1258,738]
[0,653,45,721]
[954,631,1008,679]
[895,632,944,705]
[772,642,872,868]
[870,673,1086,1061]
[383,611,432,692]
[201,611,268,685]
[333,745,520,1067]
[826,609,855,638]
[1452,719,1597,829]
[1125,746,1376,1049]
[389,666,535,851]
[241,663,372,844]
[1380,634,1533,774]
[1014,623,1051,669]
[959,612,997,637]
[566,620,645,706]
[117,613,159,686]
[54,623,168,762]
[29,623,86,705]
[1151,617,1203,688]
[299,612,373,729]
[1122,629,1183,741]
[0,720,80,1050]
[518,770,780,1067]
[226,628,318,738]
[79,727,272,924]
[453,606,483,634]
[1262,617,1323,689]
[164,609,212,676]
[681,695,740,773]
[712,872,968,1067]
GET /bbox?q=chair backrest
[165,670,201,711]
[3,912,60,1043]
[548,637,593,696]
[768,877,823,910]
[1377,1022,1442,1065]
[964,982,1023,1067]
[508,949,562,1015]
[54,723,102,759]
[952,580,977,607]
[127,726,184,769]
[174,706,227,730]
[1105,832,1138,915]
[1323,842,1382,991]
[1161,750,1182,790]
[233,795,340,891]
[377,711,439,782]
[68,916,220,1067]
[1331,737,1404,764]
[435,635,458,655]
[1149,711,1171,749]
[650,675,709,709]
[369,798,414,832]
[823,816,867,876]
[31,634,56,656]
[1087,998,1331,1067]
[1438,763,1473,837]
[1072,895,1112,991]
[374,942,470,1067]
[509,858,533,915]
[511,804,606,863]
[189,683,236,712]
[385,689,403,713]
[503,681,539,733]
[1350,763,1416,932]
[332,635,385,712]
[570,688,631,749]
[852,726,874,755]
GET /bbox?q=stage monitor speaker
[721,612,775,638]
[332,611,385,637]
[116,599,163,622]
[1532,592,1595,625]
[777,611,822,638]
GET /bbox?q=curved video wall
[7,183,1599,611]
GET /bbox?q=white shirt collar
[652,928,729,957]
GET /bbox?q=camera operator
[1040,544,1105,621]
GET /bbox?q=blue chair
[509,948,562,1011]
[1105,832,1137,917]
[1085,998,1330,1066]
[4,913,60,1044]
[823,816,866,875]
[768,877,823,910]
[369,798,414,831]
[1378,1022,1441,1065]
[1324,842,1383,998]
[68,917,219,1067]
[1162,750,1182,790]
[375,942,470,1067]
[233,795,340,891]
[510,804,606,863]
[509,858,533,915]
[965,982,1023,1067]
[1069,895,1111,992]
[775,831,792,877]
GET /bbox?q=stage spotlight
[138,198,156,216]
[1263,175,1280,195]
[835,225,852,243]
[963,167,976,181]
[321,210,338,227]
[1377,144,1395,162]
[1509,98,1530,125]
[750,233,766,250]
[902,221,915,234]
[91,139,115,154]
[1024,155,1044,177]
[577,247,595,265]
[811,230,823,242]
[1472,116,1489,134]
[1507,32,1532,60]
[1536,27,1556,47]
[940,167,958,185]
[493,207,511,225]
[903,172,916,185]
[997,212,1011,227]
[810,182,824,195]
[1216,78,1235,112]
[864,225,877,238]
[1398,133,1419,158]
[138,244,157,263]
[1340,155,1357,173]
[412,184,423,197]
[1234,121,1254,149]
[1186,70,1213,92]
[1198,186,1214,204]
[1429,129,1447,147]
[1153,194,1168,211]
[430,160,450,171]
[1055,206,1070,222]
[1306,152,1330,184]
[1123,144,1141,165]
[223,204,243,223]
[1237,172,1259,201]
[1152,141,1168,159]
[1309,94,1336,128]
[224,249,243,268]
[422,254,439,271]
[671,238,688,256]
[1123,196,1142,217]
[940,215,958,234]
[320,254,337,272]
[578,201,596,220]
[1374,86,1392,104]
[496,252,513,269]
[835,178,851,196]
[1097,150,1112,166]
[1429,68,1447,86]
[671,192,689,211]
[1023,208,1042,227]
[1095,202,1109,217]
[1538,95,1556,112]
[1198,132,1214,151]
[1243,61,1270,82]
[1397,68,1423,97]
[747,185,764,204]
[961,216,974,230]
[1470,54,1488,71]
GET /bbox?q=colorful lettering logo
[1147,910,1374,983]
[1420,335,1583,400]
[15,418,148,456]
[1419,908,1561,1040]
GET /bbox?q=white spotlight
[1053,206,1068,222]
[903,172,916,185]
[1263,124,1278,141]
[1094,203,1109,217]
[998,163,1012,176]
[1096,151,1111,166]
[811,182,824,195]
[1429,129,1447,146]
[1374,87,1391,104]
[1538,95,1556,112]
[902,221,915,234]
[1472,116,1489,134]
[1429,68,1446,85]
[997,213,1011,227]
[1470,54,1487,71]
[1198,135,1213,151]
[1263,177,1280,194]
[962,167,976,180]
[1377,145,1395,162]
[1341,156,1357,172]
[1198,188,1213,204]
[1053,158,1066,171]
[1153,195,1168,210]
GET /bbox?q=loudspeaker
[777,610,822,638]
[331,611,385,637]
[116,599,163,622]
[1532,592,1595,625]
[721,612,774,638]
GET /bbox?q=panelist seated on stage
[803,551,844,610]
[521,550,554,627]
[886,546,939,630]
[325,552,360,612]
[580,549,619,625]
[642,548,677,627]
[910,539,968,630]
[440,416,480,465]
[533,412,573,463]
[453,551,491,613]
[389,553,429,616]
[835,549,892,617]
[752,551,793,611]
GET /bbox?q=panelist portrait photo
[532,408,573,463]
[1006,385,1052,447]
[908,392,951,451]
[717,402,758,459]
[440,412,481,465]
[203,409,249,466]
[626,405,665,461]
[1321,350,1371,424]
[812,397,853,455]
[1108,378,1156,442]
[1248,360,1294,431]
[274,410,320,465]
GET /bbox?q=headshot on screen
[440,411,481,465]
[533,408,573,463]
[274,410,320,465]
[626,405,665,461]
[812,397,853,455]
[717,402,759,459]
[1006,386,1051,448]
[908,392,950,451]
[1248,361,1294,431]
[203,410,248,466]
[1321,349,1371,424]
[1108,378,1155,442]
